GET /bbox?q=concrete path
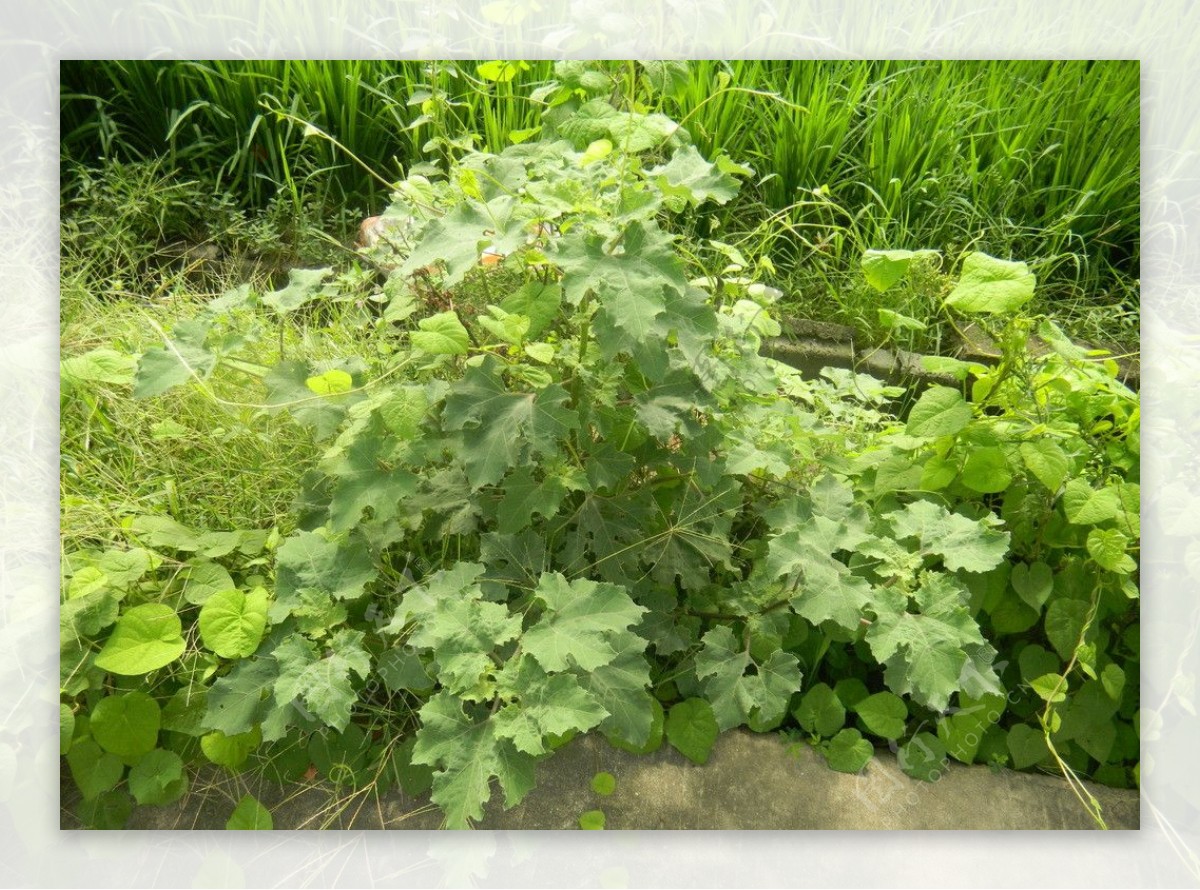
[117,730,1138,831]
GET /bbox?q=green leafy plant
[852,247,1139,824]
[62,67,1137,832]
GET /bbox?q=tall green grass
[61,60,551,212]
[673,60,1138,305]
[61,59,1139,328]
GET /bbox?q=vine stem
[1039,588,1108,830]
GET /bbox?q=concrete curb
[108,730,1138,831]
[763,319,1140,392]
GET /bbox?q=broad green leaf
[555,218,684,329]
[133,319,215,398]
[196,528,269,559]
[695,625,801,730]
[989,593,1040,635]
[94,604,185,676]
[177,559,233,606]
[792,682,845,738]
[66,739,124,800]
[920,354,983,381]
[866,576,995,712]
[476,59,529,82]
[305,369,354,395]
[579,809,606,830]
[524,341,556,364]
[1019,440,1069,492]
[378,386,429,439]
[203,657,276,736]
[1045,599,1091,660]
[264,358,360,441]
[272,629,371,731]
[493,662,608,756]
[591,772,616,796]
[1029,673,1068,703]
[396,567,521,698]
[90,691,160,759]
[443,359,579,489]
[823,728,873,773]
[605,697,664,755]
[1102,664,1126,703]
[1056,681,1118,762]
[1087,528,1137,574]
[642,60,691,100]
[60,705,75,758]
[272,530,375,623]
[787,561,874,633]
[1011,561,1054,611]
[128,748,187,806]
[1114,482,1140,538]
[496,467,568,533]
[386,736,434,797]
[1062,480,1122,526]
[77,789,134,829]
[665,698,719,765]
[130,514,201,551]
[1019,645,1060,684]
[574,636,656,748]
[523,574,646,673]
[161,686,208,737]
[199,587,270,659]
[411,311,470,355]
[921,453,958,490]
[1007,724,1050,769]
[202,727,261,770]
[262,267,332,313]
[402,196,527,286]
[478,306,530,345]
[854,692,909,740]
[861,249,930,292]
[1057,681,1119,762]
[884,500,1009,573]
[66,566,107,601]
[226,793,273,829]
[96,547,154,586]
[61,347,136,388]
[204,282,256,313]
[412,692,537,828]
[905,386,973,438]
[323,419,419,531]
[649,145,739,206]
[500,282,562,338]
[944,252,1035,314]
[580,138,612,166]
[937,692,1006,764]
[835,678,870,711]
[376,648,434,695]
[898,732,948,781]
[960,447,1012,493]
[308,723,371,787]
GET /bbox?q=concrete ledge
[764,320,1140,392]
[111,730,1137,831]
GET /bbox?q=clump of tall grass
[676,60,1138,308]
[61,60,550,212]
[62,59,1139,339]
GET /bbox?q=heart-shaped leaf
[94,604,186,676]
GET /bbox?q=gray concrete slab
[111,730,1137,831]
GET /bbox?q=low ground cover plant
[60,64,1138,830]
